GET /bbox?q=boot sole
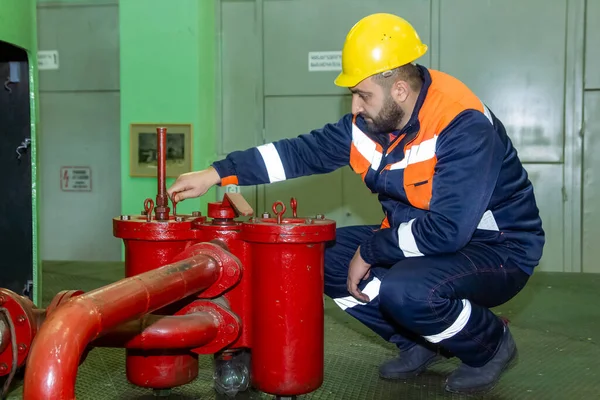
[444,347,519,395]
[379,355,444,380]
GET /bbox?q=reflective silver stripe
[352,123,382,170]
[333,277,381,310]
[482,101,493,124]
[477,210,499,231]
[257,143,286,183]
[423,299,472,343]
[389,135,438,171]
[397,219,424,257]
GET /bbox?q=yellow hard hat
[334,13,428,87]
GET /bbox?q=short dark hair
[372,63,423,92]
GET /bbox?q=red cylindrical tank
[113,212,207,389]
[240,200,335,396]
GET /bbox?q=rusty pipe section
[23,252,222,400]
[91,313,219,350]
[154,127,169,221]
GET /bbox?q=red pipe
[23,253,221,400]
[155,127,169,221]
[91,313,219,350]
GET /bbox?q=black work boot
[379,344,443,380]
[445,326,518,394]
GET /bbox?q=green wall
[0,0,37,51]
[119,0,217,219]
[0,0,41,305]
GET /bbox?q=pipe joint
[173,242,243,298]
[182,298,241,355]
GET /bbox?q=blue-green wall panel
[263,0,432,96]
[583,92,600,273]
[439,0,566,163]
[585,0,600,89]
[36,3,119,92]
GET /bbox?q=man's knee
[378,263,434,326]
[378,260,476,342]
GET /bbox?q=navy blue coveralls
[212,65,545,367]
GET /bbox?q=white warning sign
[308,51,342,72]
[61,166,92,192]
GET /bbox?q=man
[167,13,544,394]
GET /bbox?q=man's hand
[346,246,372,303]
[167,167,221,203]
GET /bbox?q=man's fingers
[352,287,370,303]
[166,184,182,199]
[347,279,370,303]
[168,182,193,202]
[173,189,194,203]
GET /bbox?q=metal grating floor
[6,261,600,399]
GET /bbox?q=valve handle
[272,201,286,224]
[144,198,154,222]
[290,197,297,217]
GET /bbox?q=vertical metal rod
[155,127,169,220]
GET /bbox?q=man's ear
[392,80,411,103]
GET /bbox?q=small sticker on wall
[308,51,342,72]
[61,166,92,192]
[38,50,59,70]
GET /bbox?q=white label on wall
[38,50,59,70]
[308,51,342,72]
[61,166,92,192]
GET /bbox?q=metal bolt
[316,214,325,219]
[175,216,184,222]
[16,315,26,325]
[18,344,27,354]
[226,267,236,277]
[192,211,202,217]
[305,218,313,224]
[120,215,131,221]
[262,212,271,218]
[226,324,235,334]
[0,296,5,305]
[0,364,7,373]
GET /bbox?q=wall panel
[585,0,600,89]
[263,0,432,96]
[440,0,567,163]
[38,3,121,261]
[583,92,600,273]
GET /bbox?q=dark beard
[364,96,404,135]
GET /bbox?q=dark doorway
[0,40,34,300]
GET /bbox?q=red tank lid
[240,199,336,243]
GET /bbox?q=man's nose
[351,97,364,115]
